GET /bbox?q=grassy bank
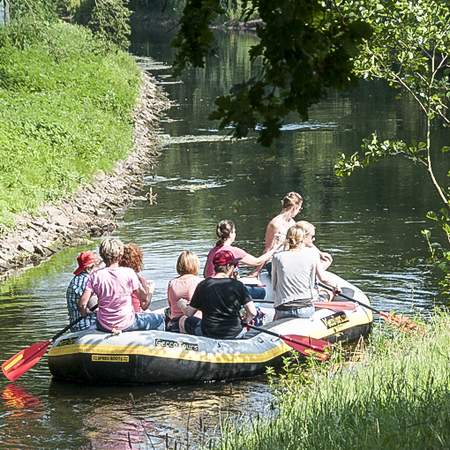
[217,312,450,450]
[0,18,141,229]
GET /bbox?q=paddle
[255,300,357,312]
[2,305,98,382]
[244,323,331,361]
[317,282,421,332]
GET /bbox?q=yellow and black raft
[48,273,372,384]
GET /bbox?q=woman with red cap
[66,251,99,332]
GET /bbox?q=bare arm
[241,237,284,267]
[137,275,154,311]
[78,287,93,317]
[177,298,198,317]
[316,264,340,292]
[264,222,277,252]
[310,244,333,270]
[243,301,257,323]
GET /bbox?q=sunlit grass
[216,312,450,450]
[0,18,141,228]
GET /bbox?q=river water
[0,27,448,449]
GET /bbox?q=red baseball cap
[74,251,97,275]
[213,250,241,267]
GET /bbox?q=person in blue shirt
[66,251,99,331]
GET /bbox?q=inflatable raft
[48,273,372,384]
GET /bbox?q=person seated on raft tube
[79,238,164,334]
[204,219,279,298]
[120,242,154,313]
[254,192,333,276]
[272,221,341,321]
[178,250,257,339]
[166,250,202,333]
[66,251,100,332]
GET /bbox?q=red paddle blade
[284,334,330,351]
[379,311,423,332]
[2,340,51,382]
[281,335,331,361]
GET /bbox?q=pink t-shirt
[86,266,140,331]
[204,245,248,278]
[167,274,202,319]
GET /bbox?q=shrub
[73,0,131,50]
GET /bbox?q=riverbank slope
[0,19,170,281]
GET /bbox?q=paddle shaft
[2,304,99,381]
[52,303,98,342]
[318,282,381,314]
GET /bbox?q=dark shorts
[184,316,202,335]
[245,285,266,300]
[273,305,315,321]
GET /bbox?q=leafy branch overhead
[335,0,449,210]
[172,0,372,146]
[334,0,450,282]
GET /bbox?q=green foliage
[217,313,450,450]
[8,0,59,20]
[173,0,372,146]
[335,133,428,176]
[334,0,450,289]
[0,20,141,229]
[57,0,83,17]
[74,0,131,50]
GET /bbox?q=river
[0,25,448,449]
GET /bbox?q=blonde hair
[99,238,124,266]
[297,220,315,237]
[281,192,303,210]
[286,221,315,249]
[176,250,200,276]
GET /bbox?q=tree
[172,0,372,146]
[8,0,59,20]
[333,0,450,289]
[74,0,131,50]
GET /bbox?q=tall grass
[216,312,450,450]
[0,18,141,228]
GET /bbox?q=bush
[8,0,58,21]
[73,0,131,50]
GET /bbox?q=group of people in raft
[66,192,341,340]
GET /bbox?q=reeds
[215,311,450,450]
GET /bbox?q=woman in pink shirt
[166,250,202,333]
[79,238,164,333]
[203,219,279,278]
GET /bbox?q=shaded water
[0,27,448,449]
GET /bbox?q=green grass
[0,18,141,228]
[216,312,450,450]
